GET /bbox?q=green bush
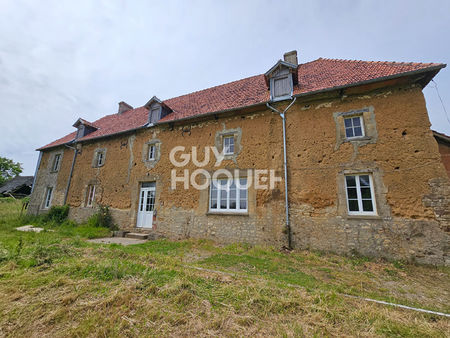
[87,205,117,230]
[43,205,69,224]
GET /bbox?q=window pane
[347,187,358,199]
[230,200,237,209]
[346,176,356,187]
[352,117,361,127]
[345,128,354,138]
[148,192,155,211]
[362,200,373,212]
[239,200,247,210]
[354,127,362,137]
[211,200,217,209]
[361,187,372,199]
[220,189,227,208]
[239,178,247,188]
[359,175,370,186]
[344,118,352,128]
[348,199,359,211]
[142,182,156,188]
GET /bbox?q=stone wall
[29,83,450,264]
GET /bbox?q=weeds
[87,205,117,230]
[0,198,449,337]
[43,205,69,223]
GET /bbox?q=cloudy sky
[1,0,450,175]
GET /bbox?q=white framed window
[148,145,156,160]
[86,185,96,207]
[44,187,53,209]
[52,154,61,172]
[345,174,376,215]
[223,136,234,155]
[96,151,105,167]
[344,116,365,139]
[210,178,248,213]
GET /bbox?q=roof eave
[36,63,446,151]
[293,64,446,99]
[433,130,450,144]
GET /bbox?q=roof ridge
[318,57,441,67]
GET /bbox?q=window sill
[345,214,381,220]
[344,136,371,142]
[271,95,292,102]
[207,211,249,216]
[49,170,59,174]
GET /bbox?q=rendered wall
[30,84,450,264]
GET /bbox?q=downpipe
[63,144,78,205]
[266,97,296,249]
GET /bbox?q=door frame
[136,182,156,229]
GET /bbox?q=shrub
[87,205,117,230]
[43,205,70,224]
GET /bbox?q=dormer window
[150,107,160,124]
[73,118,98,139]
[265,50,298,102]
[272,75,292,100]
[144,96,173,125]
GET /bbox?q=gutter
[266,97,297,249]
[63,144,78,205]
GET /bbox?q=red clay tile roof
[73,118,98,129]
[38,58,445,150]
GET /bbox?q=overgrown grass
[0,198,449,337]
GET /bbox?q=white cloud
[0,0,449,174]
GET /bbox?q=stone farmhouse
[29,51,450,265]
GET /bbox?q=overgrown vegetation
[87,205,117,230]
[0,198,449,337]
[43,204,70,223]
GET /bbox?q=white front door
[137,182,156,228]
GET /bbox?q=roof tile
[38,58,444,150]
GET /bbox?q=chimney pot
[118,101,133,114]
[283,50,298,66]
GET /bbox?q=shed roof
[0,176,34,194]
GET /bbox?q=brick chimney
[283,50,298,66]
[118,101,133,114]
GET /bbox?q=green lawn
[0,198,449,337]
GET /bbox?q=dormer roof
[38,57,446,150]
[264,60,298,78]
[72,118,98,129]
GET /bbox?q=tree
[0,157,23,186]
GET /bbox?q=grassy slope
[0,198,448,337]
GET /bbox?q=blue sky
[1,0,450,175]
